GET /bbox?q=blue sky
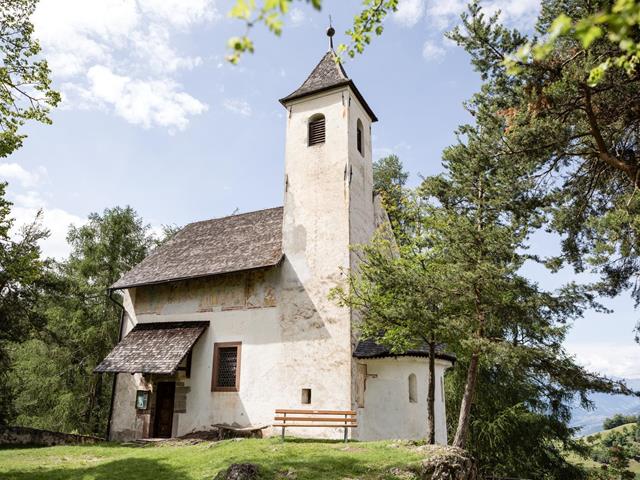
[2,0,638,379]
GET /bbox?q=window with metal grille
[308,114,325,146]
[212,342,241,392]
[356,119,364,155]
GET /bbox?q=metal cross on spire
[327,15,335,51]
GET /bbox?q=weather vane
[327,15,335,50]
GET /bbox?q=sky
[2,0,638,380]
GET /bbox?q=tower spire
[327,16,335,51]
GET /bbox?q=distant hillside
[571,421,640,478]
[572,379,640,436]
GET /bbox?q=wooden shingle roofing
[353,338,456,363]
[94,322,208,374]
[111,207,283,290]
[279,51,378,122]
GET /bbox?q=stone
[213,463,260,480]
[412,445,478,480]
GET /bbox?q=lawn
[0,438,426,480]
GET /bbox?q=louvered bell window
[308,115,325,146]
[212,342,241,392]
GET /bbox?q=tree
[0,182,51,425]
[373,155,411,242]
[8,206,155,434]
[510,0,640,87]
[337,113,633,477]
[603,414,639,430]
[0,0,60,157]
[447,0,640,339]
[332,205,456,444]
[226,0,398,63]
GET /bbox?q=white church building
[96,43,454,443]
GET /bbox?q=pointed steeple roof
[280,51,378,122]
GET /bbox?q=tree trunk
[427,340,436,445]
[453,351,480,448]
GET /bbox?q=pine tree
[448,0,640,339]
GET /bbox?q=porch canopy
[95,321,208,375]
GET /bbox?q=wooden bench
[273,409,357,442]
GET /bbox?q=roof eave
[353,352,457,364]
[109,255,285,291]
[279,80,378,123]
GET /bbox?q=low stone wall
[0,426,104,447]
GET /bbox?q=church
[96,39,454,443]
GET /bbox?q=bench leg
[281,426,285,442]
[344,426,348,443]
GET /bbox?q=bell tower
[278,29,378,413]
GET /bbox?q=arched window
[308,114,325,146]
[356,119,364,155]
[408,373,417,403]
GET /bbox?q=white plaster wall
[281,88,356,425]
[110,267,360,440]
[356,357,451,444]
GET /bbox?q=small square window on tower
[301,388,312,404]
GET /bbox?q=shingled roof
[94,322,208,374]
[279,51,378,122]
[111,207,284,289]
[353,338,456,363]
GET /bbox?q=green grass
[0,438,426,480]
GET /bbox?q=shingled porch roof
[94,322,208,374]
[111,207,284,290]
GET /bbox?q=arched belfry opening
[308,114,325,146]
[356,118,364,155]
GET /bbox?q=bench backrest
[273,409,357,427]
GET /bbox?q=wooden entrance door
[153,382,175,438]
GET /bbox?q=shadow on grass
[257,454,391,480]
[279,437,359,444]
[0,458,191,480]
[0,454,396,480]
[0,441,145,451]
[0,444,50,450]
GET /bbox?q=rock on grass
[213,463,260,480]
[412,445,478,480]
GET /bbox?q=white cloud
[289,7,306,26]
[566,343,640,380]
[373,141,413,160]
[223,98,252,117]
[31,0,216,131]
[11,205,85,260]
[425,0,540,31]
[138,0,218,27]
[422,40,446,62]
[2,164,84,260]
[82,65,208,131]
[14,191,47,208]
[130,24,203,74]
[393,0,426,27]
[0,163,48,188]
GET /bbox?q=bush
[602,414,638,431]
